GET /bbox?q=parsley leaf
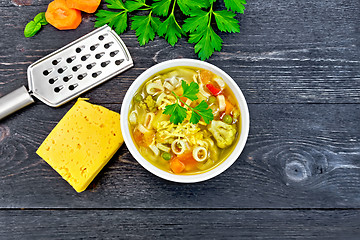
[177,0,209,15]
[192,100,214,124]
[213,10,240,33]
[95,0,147,35]
[125,0,147,11]
[224,0,247,14]
[131,13,162,45]
[95,10,128,35]
[152,0,172,17]
[188,26,223,60]
[163,81,213,125]
[189,111,201,125]
[24,12,48,38]
[158,14,184,46]
[106,0,126,9]
[163,103,188,125]
[181,80,199,101]
[182,9,209,33]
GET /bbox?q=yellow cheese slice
[36,98,123,192]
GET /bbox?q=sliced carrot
[170,158,185,174]
[225,99,234,115]
[175,152,198,172]
[176,152,195,164]
[45,0,82,30]
[66,0,101,14]
[200,70,213,84]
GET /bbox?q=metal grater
[0,25,133,120]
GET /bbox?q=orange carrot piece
[176,152,196,164]
[225,99,234,115]
[66,0,101,13]
[200,70,213,84]
[170,158,185,174]
[45,0,82,30]
[176,152,198,172]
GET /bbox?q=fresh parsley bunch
[95,0,246,60]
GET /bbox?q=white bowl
[120,59,249,183]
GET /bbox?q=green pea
[134,94,142,103]
[223,114,233,124]
[162,152,172,161]
[208,96,217,104]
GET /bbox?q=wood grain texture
[0,0,359,238]
[0,0,359,104]
[0,210,359,239]
[0,103,359,208]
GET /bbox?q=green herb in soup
[128,67,241,175]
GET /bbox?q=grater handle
[0,86,34,120]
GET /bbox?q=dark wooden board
[0,103,359,208]
[0,0,359,104]
[0,0,359,238]
[0,210,359,239]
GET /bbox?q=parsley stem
[170,0,182,31]
[138,7,152,11]
[172,92,202,118]
[171,0,177,14]
[208,3,214,27]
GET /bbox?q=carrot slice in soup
[225,99,234,115]
[66,0,101,13]
[170,158,185,174]
[45,0,82,30]
[173,152,198,172]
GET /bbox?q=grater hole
[69,84,78,91]
[92,71,101,78]
[72,64,81,72]
[98,35,104,40]
[104,42,113,49]
[52,58,61,65]
[95,52,104,59]
[115,59,124,65]
[77,73,87,80]
[81,54,90,61]
[76,47,83,53]
[90,44,99,51]
[67,57,75,63]
[43,69,51,76]
[86,63,96,70]
[54,86,63,93]
[58,67,67,74]
[110,50,119,57]
[101,61,110,67]
[63,75,72,82]
[49,78,57,84]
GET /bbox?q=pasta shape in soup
[128,67,241,175]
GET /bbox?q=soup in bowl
[121,59,249,183]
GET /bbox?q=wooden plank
[0,0,359,104]
[0,210,359,239]
[0,103,359,208]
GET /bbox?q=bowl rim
[120,59,249,183]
